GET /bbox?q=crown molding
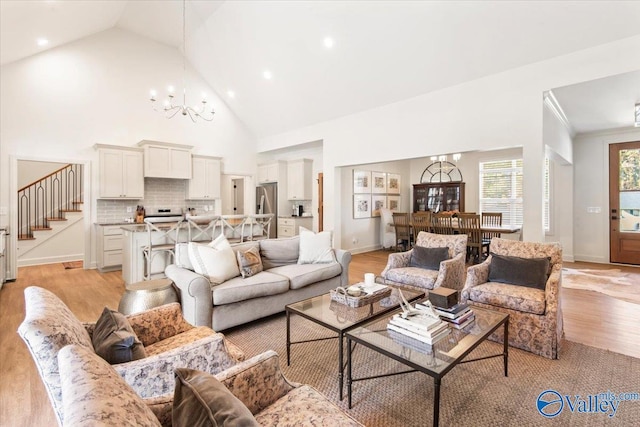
[544,90,575,137]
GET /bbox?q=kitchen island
[120,214,273,284]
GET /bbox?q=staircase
[17,164,84,266]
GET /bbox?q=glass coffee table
[346,305,509,426]
[285,286,424,400]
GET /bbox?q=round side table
[118,278,179,315]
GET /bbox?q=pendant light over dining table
[149,0,215,122]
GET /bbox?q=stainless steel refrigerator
[256,183,277,238]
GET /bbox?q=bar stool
[142,217,184,280]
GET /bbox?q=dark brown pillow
[488,253,550,290]
[92,307,146,364]
[173,368,259,427]
[409,246,449,271]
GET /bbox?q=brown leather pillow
[92,307,146,364]
[173,368,259,427]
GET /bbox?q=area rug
[562,268,640,305]
[62,261,83,269]
[226,313,640,427]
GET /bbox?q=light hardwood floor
[1,252,638,426]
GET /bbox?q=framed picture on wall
[387,195,401,212]
[353,170,371,193]
[371,172,387,194]
[371,195,386,217]
[387,173,401,194]
[353,194,371,219]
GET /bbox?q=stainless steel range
[144,208,185,223]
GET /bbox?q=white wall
[573,128,640,263]
[258,35,640,250]
[18,160,67,189]
[0,28,257,276]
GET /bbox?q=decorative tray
[330,283,392,308]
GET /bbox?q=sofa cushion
[143,326,217,357]
[259,236,299,269]
[268,262,342,290]
[384,267,439,290]
[92,308,146,364]
[173,368,259,427]
[489,253,550,290]
[468,282,546,315]
[212,271,290,305]
[188,235,240,285]
[254,385,362,426]
[298,227,335,264]
[409,246,449,271]
[58,345,162,427]
[236,246,264,278]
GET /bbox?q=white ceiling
[2,1,640,138]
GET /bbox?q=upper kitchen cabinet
[287,159,312,200]
[95,144,144,199]
[188,155,221,200]
[137,140,193,179]
[257,161,286,183]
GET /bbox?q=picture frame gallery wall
[352,169,401,219]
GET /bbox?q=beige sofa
[165,236,351,330]
[58,344,364,426]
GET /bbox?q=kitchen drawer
[278,218,295,227]
[279,225,295,237]
[103,235,123,251]
[103,225,123,236]
[103,251,123,267]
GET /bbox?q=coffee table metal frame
[346,306,509,427]
[285,286,424,400]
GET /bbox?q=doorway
[609,141,640,265]
[232,178,245,215]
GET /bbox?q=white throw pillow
[175,243,194,270]
[297,227,336,264]
[188,235,240,284]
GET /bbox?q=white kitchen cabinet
[287,159,312,200]
[96,225,123,272]
[188,155,221,200]
[277,216,313,238]
[138,140,193,179]
[96,145,144,199]
[257,161,286,183]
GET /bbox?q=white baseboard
[572,254,608,264]
[349,244,382,255]
[17,254,84,268]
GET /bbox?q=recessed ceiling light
[227,90,235,99]
[323,37,334,49]
[263,70,272,80]
[37,38,49,47]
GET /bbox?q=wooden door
[318,173,323,232]
[609,141,640,265]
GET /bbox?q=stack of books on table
[387,310,450,345]
[417,302,475,329]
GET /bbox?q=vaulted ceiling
[2,1,640,138]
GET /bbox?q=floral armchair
[380,231,468,293]
[460,238,563,359]
[18,286,244,426]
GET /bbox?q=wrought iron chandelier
[150,0,214,122]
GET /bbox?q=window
[479,159,523,227]
[544,157,551,233]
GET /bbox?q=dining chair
[431,212,454,235]
[481,212,503,250]
[458,213,488,263]
[392,212,412,251]
[142,217,185,280]
[411,211,431,244]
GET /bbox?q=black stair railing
[18,164,84,240]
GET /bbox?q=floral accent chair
[58,345,364,427]
[380,231,468,293]
[18,286,244,426]
[460,238,563,359]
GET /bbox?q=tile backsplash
[96,178,213,223]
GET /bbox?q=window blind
[479,159,523,227]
